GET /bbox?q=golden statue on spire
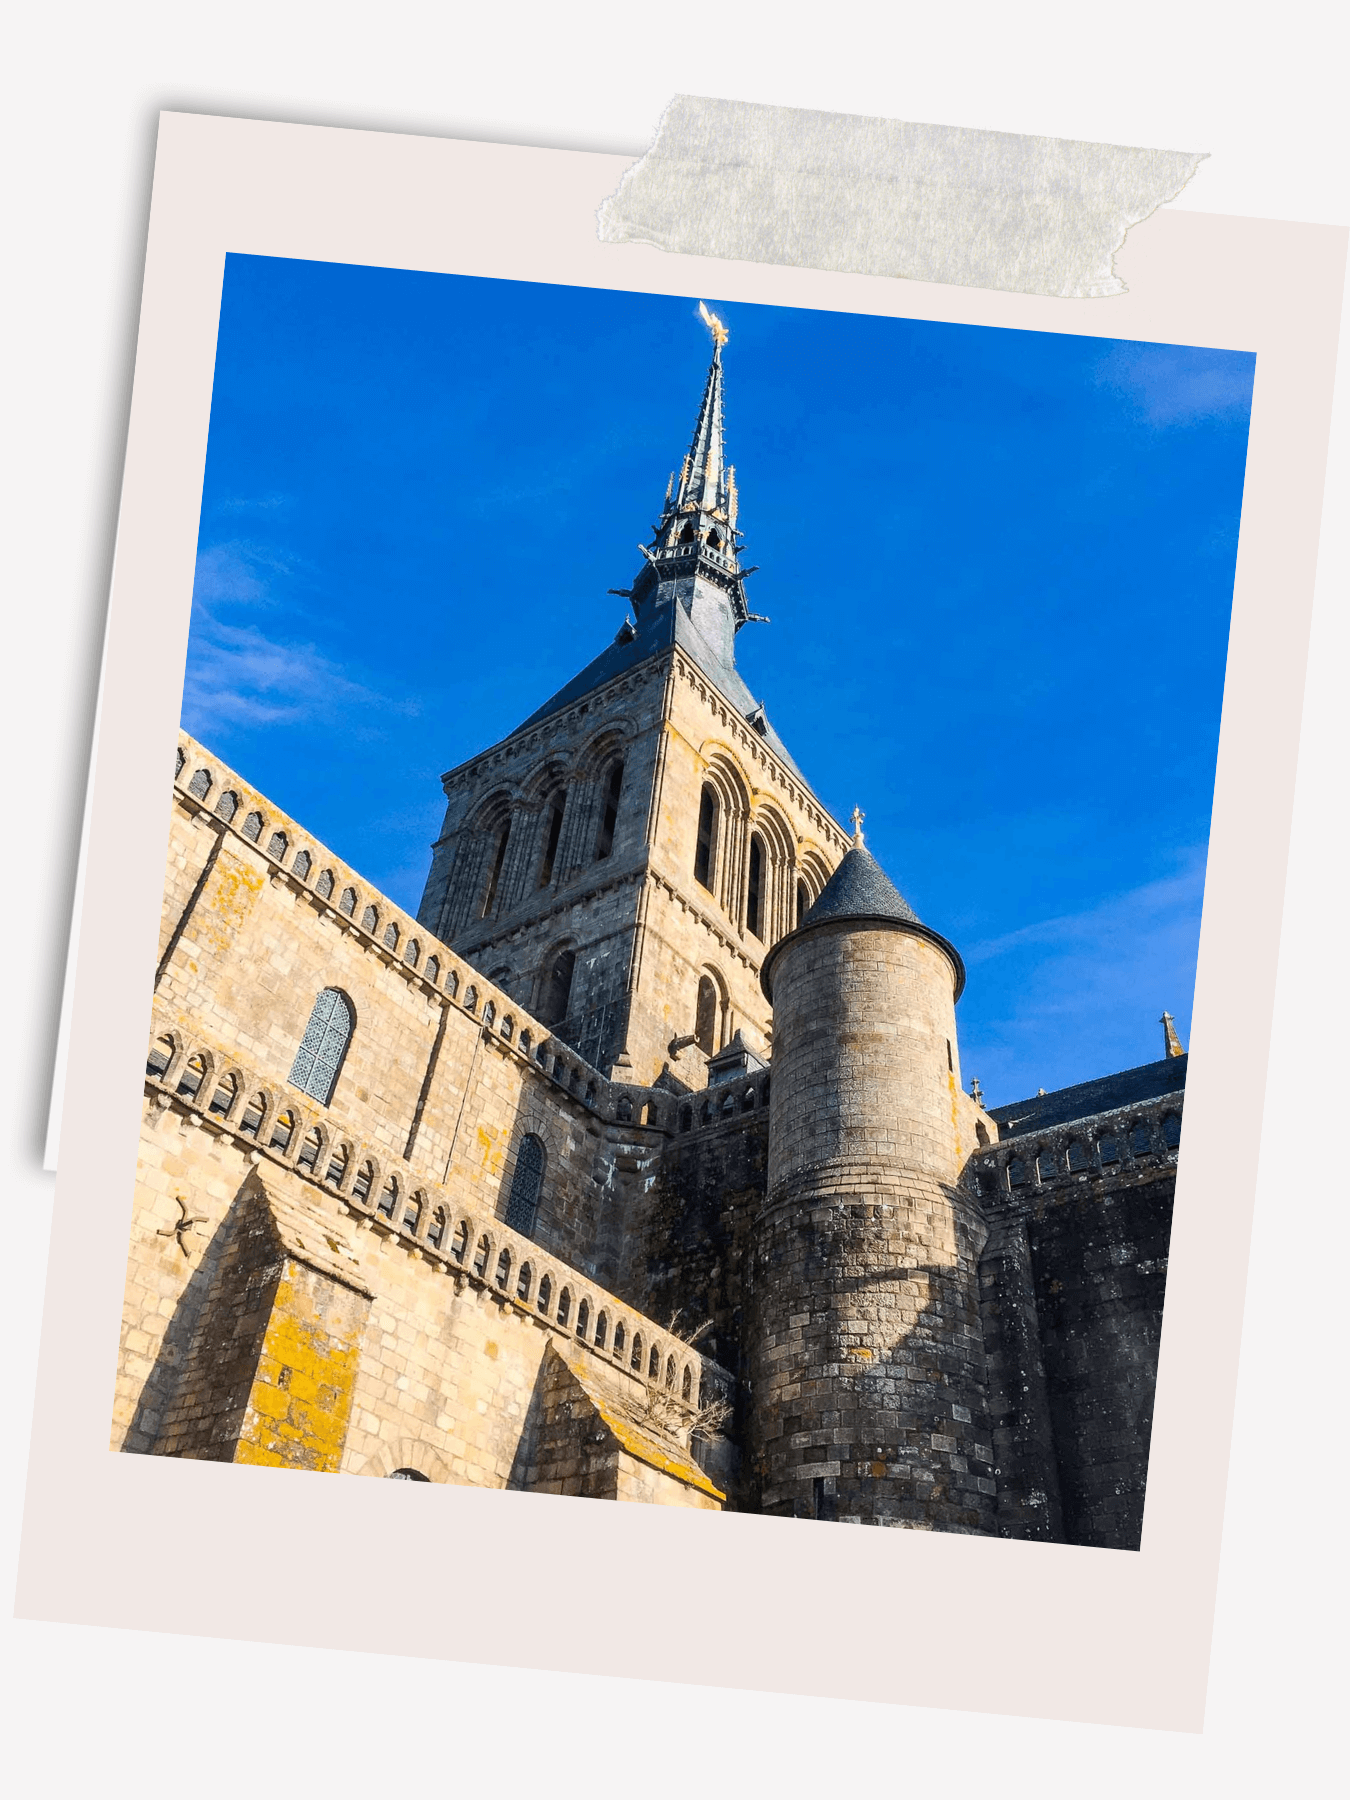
[698,301,729,348]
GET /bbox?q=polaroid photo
[18,113,1346,1731]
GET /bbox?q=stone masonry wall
[417,646,849,1087]
[120,1091,723,1505]
[970,1095,1181,1549]
[118,734,731,1507]
[144,731,1181,1543]
[155,735,685,1283]
[621,1079,769,1505]
[750,917,995,1532]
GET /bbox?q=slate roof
[514,595,806,780]
[803,843,920,926]
[762,840,965,1002]
[988,1055,1188,1137]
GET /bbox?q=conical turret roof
[760,834,965,1002]
[802,843,920,927]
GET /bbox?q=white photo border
[17,111,1347,1732]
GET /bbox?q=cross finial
[970,1076,984,1106]
[850,805,865,845]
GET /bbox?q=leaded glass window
[292,850,312,881]
[187,767,212,799]
[215,790,239,823]
[506,1133,545,1237]
[242,811,263,842]
[288,988,354,1106]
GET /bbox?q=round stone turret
[747,842,995,1530]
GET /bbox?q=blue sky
[186,255,1254,1105]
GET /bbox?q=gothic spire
[675,304,730,514]
[625,305,763,637]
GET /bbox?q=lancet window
[594,760,624,860]
[539,946,576,1026]
[694,786,719,891]
[746,833,765,939]
[695,974,719,1056]
[482,820,511,917]
[538,791,566,888]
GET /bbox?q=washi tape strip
[598,95,1206,299]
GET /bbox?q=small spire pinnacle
[850,805,865,845]
[1161,1011,1186,1058]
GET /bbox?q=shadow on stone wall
[123,1176,256,1457]
[504,1354,550,1491]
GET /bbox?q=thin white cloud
[184,540,418,735]
[192,540,299,608]
[1093,343,1254,426]
[959,849,1209,1097]
[964,851,1207,969]
[214,493,294,516]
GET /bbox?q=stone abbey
[116,316,1185,1546]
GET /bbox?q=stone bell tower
[417,310,849,1082]
[747,821,996,1530]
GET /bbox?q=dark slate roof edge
[987,1095,1186,1146]
[988,1055,1188,1133]
[451,609,820,807]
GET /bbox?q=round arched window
[387,1468,430,1482]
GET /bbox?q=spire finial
[698,301,729,348]
[1160,1011,1186,1058]
[850,805,865,845]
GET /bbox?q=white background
[2,5,1344,1793]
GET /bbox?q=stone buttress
[747,839,997,1530]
